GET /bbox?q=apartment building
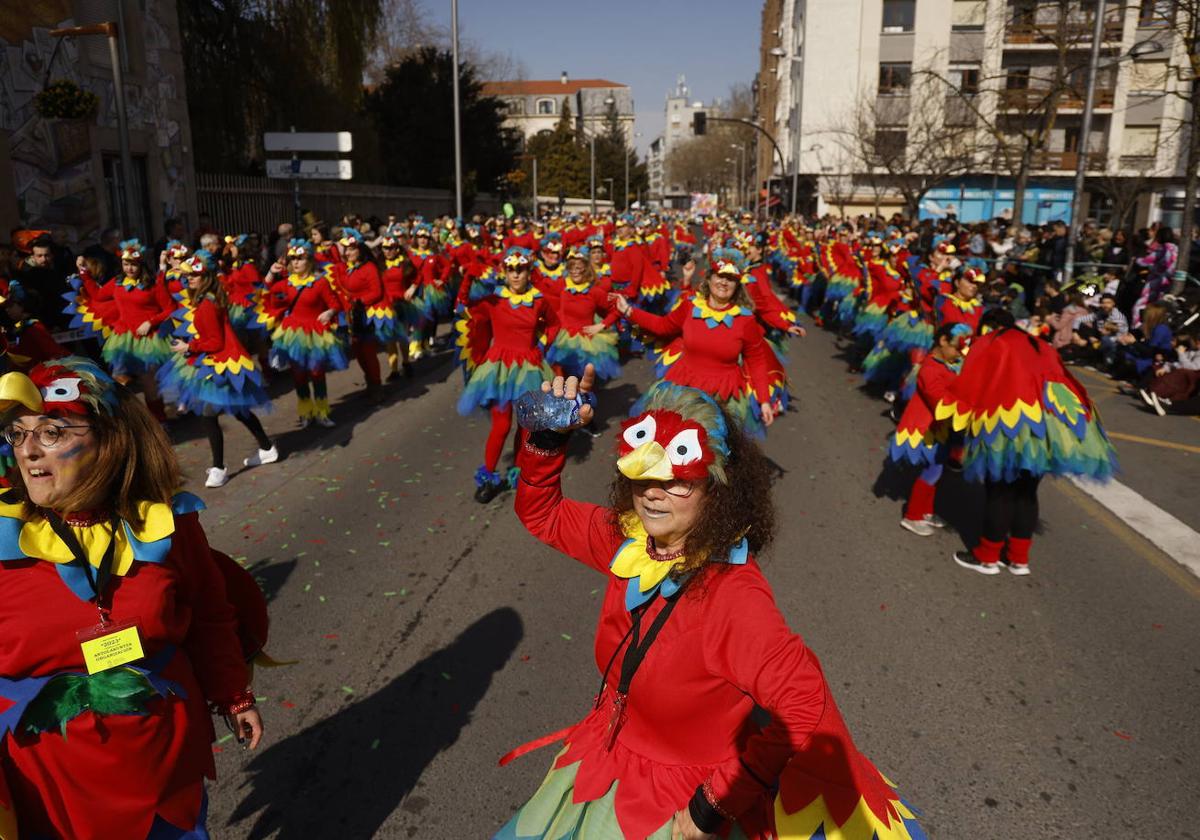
[482,75,634,147]
[761,0,1191,227]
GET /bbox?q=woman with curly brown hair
[495,367,923,840]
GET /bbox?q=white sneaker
[315,415,335,428]
[923,514,948,529]
[1138,388,1155,408]
[899,518,934,537]
[1150,393,1168,416]
[244,445,279,467]
[883,390,897,404]
[205,467,228,488]
[298,416,311,429]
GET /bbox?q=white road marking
[1070,476,1200,580]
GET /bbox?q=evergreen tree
[526,99,589,200]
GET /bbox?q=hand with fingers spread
[671,809,717,840]
[540,363,596,430]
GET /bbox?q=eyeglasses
[632,478,698,498]
[3,423,93,449]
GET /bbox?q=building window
[874,129,908,161]
[882,0,916,33]
[1139,0,1175,26]
[949,63,981,95]
[536,98,555,115]
[1005,67,1031,89]
[1130,60,1169,92]
[879,62,912,95]
[506,98,525,115]
[951,0,986,31]
[1123,125,1160,158]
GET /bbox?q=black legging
[203,413,272,469]
[983,473,1042,542]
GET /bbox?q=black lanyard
[44,512,118,614]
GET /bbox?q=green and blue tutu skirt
[268,324,349,375]
[852,302,890,341]
[882,311,933,353]
[545,329,620,380]
[423,285,452,321]
[102,331,173,377]
[458,350,554,414]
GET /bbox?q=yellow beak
[0,372,44,415]
[617,441,674,482]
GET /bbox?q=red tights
[353,338,381,386]
[484,406,514,472]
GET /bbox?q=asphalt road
[185,320,1200,839]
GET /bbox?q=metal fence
[195,173,500,234]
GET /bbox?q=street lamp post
[604,177,615,209]
[770,46,804,218]
[50,22,138,237]
[590,134,596,214]
[625,131,642,212]
[731,144,745,209]
[451,0,464,219]
[532,156,538,216]
[1064,32,1163,286]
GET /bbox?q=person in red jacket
[379,228,419,380]
[0,355,264,839]
[545,245,620,384]
[334,230,387,402]
[613,247,777,437]
[531,232,567,306]
[162,251,276,488]
[457,248,558,503]
[935,265,984,332]
[496,371,924,840]
[78,239,175,421]
[889,323,968,537]
[263,239,347,427]
[0,281,68,371]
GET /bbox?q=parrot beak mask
[617,389,730,486]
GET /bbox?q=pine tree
[527,100,589,200]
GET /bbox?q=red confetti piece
[451,703,461,713]
[1113,730,1133,740]
[323,634,339,639]
[520,655,531,662]
[308,538,326,544]
[880,604,888,611]
[212,746,224,754]
[1151,623,1164,630]
[280,701,296,709]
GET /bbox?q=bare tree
[831,87,975,218]
[1093,161,1154,233]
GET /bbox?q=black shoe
[403,361,414,378]
[387,370,401,383]
[474,481,502,503]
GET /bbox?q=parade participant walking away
[0,356,263,839]
[162,252,276,488]
[457,248,558,504]
[77,239,175,422]
[936,309,1117,575]
[496,369,924,840]
[334,230,387,403]
[264,239,347,428]
[889,323,967,537]
[613,248,776,437]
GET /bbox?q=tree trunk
[1012,143,1033,230]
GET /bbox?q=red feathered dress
[0,502,252,840]
[497,442,924,840]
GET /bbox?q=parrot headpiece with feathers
[617,384,730,486]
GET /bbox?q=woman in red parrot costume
[741,232,804,412]
[495,370,925,840]
[0,355,267,839]
[545,245,621,385]
[935,266,984,333]
[379,228,420,381]
[332,230,387,402]
[936,308,1118,575]
[262,239,347,428]
[457,247,558,504]
[613,248,777,438]
[0,283,67,372]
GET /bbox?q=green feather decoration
[22,669,161,738]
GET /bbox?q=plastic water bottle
[515,389,597,431]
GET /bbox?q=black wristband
[527,428,570,451]
[688,785,727,834]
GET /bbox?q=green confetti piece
[314,560,320,567]
[469,514,476,521]
[347,548,357,554]
[319,595,327,603]
[341,685,354,694]
[590,589,599,595]
[383,591,397,597]
[296,551,307,557]
[217,733,234,744]
[370,738,380,750]
[400,588,408,596]
[441,672,452,681]
[303,583,312,592]
[280,543,289,550]
[379,541,391,547]
[561,633,572,641]
[255,696,267,702]
[426,527,434,533]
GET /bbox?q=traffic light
[693,111,707,136]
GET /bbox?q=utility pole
[450,0,464,218]
[1063,2,1105,287]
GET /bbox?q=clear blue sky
[426,0,760,155]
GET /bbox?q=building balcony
[1004,20,1123,46]
[1030,149,1108,172]
[998,87,1115,111]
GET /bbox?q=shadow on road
[228,607,524,839]
[871,457,988,548]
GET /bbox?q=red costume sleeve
[514,431,621,573]
[187,298,225,354]
[595,287,620,328]
[538,295,561,345]
[173,513,252,706]
[318,277,342,313]
[627,300,688,339]
[83,271,114,302]
[701,569,829,818]
[149,280,175,327]
[19,322,67,362]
